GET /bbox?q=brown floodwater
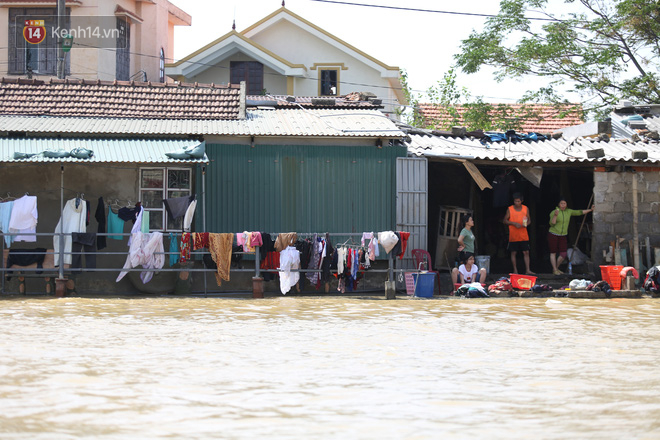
[1,296,659,439]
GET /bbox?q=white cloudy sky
[169,0,575,104]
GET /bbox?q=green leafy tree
[454,0,660,120]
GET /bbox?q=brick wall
[592,169,660,267]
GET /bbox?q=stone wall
[592,169,660,267]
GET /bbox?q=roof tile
[0,78,242,120]
[418,103,584,134]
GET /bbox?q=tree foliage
[400,68,569,132]
[454,0,660,119]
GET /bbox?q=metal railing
[1,231,417,297]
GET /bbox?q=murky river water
[1,296,659,439]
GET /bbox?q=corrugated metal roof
[406,134,660,164]
[0,138,208,163]
[0,109,404,137]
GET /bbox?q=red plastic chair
[411,249,441,295]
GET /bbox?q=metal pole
[201,164,207,295]
[56,0,65,79]
[58,165,64,280]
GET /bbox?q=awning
[0,138,208,163]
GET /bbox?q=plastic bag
[567,247,587,265]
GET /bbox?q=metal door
[396,157,428,276]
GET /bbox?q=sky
[168,0,571,105]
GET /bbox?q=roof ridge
[0,77,240,90]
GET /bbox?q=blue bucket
[412,273,436,298]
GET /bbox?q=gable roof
[166,30,307,79]
[417,103,584,134]
[166,7,399,82]
[0,77,243,120]
[241,7,399,76]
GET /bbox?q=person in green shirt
[457,214,475,256]
[548,198,595,275]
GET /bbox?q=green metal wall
[197,143,407,235]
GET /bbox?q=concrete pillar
[385,280,396,300]
[55,278,67,297]
[252,277,264,298]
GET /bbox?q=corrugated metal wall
[199,143,407,239]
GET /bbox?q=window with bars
[8,7,69,75]
[230,61,264,95]
[139,167,192,231]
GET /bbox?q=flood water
[1,296,659,439]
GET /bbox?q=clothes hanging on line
[54,197,88,266]
[106,209,124,240]
[391,231,411,260]
[279,245,300,294]
[274,232,297,252]
[0,201,14,248]
[71,232,96,269]
[116,231,164,284]
[163,195,195,221]
[8,195,38,242]
[208,233,234,286]
[5,248,46,281]
[168,233,179,267]
[95,197,107,250]
[180,232,192,264]
[118,203,142,223]
[183,199,197,232]
[378,231,399,254]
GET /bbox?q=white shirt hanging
[279,245,300,294]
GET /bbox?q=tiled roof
[417,103,584,134]
[0,78,242,120]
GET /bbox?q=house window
[8,7,68,75]
[140,167,192,231]
[116,18,130,81]
[159,48,165,83]
[230,61,264,94]
[319,68,339,96]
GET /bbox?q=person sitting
[451,253,487,286]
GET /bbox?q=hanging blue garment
[0,201,14,248]
[169,233,180,267]
[107,210,124,240]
